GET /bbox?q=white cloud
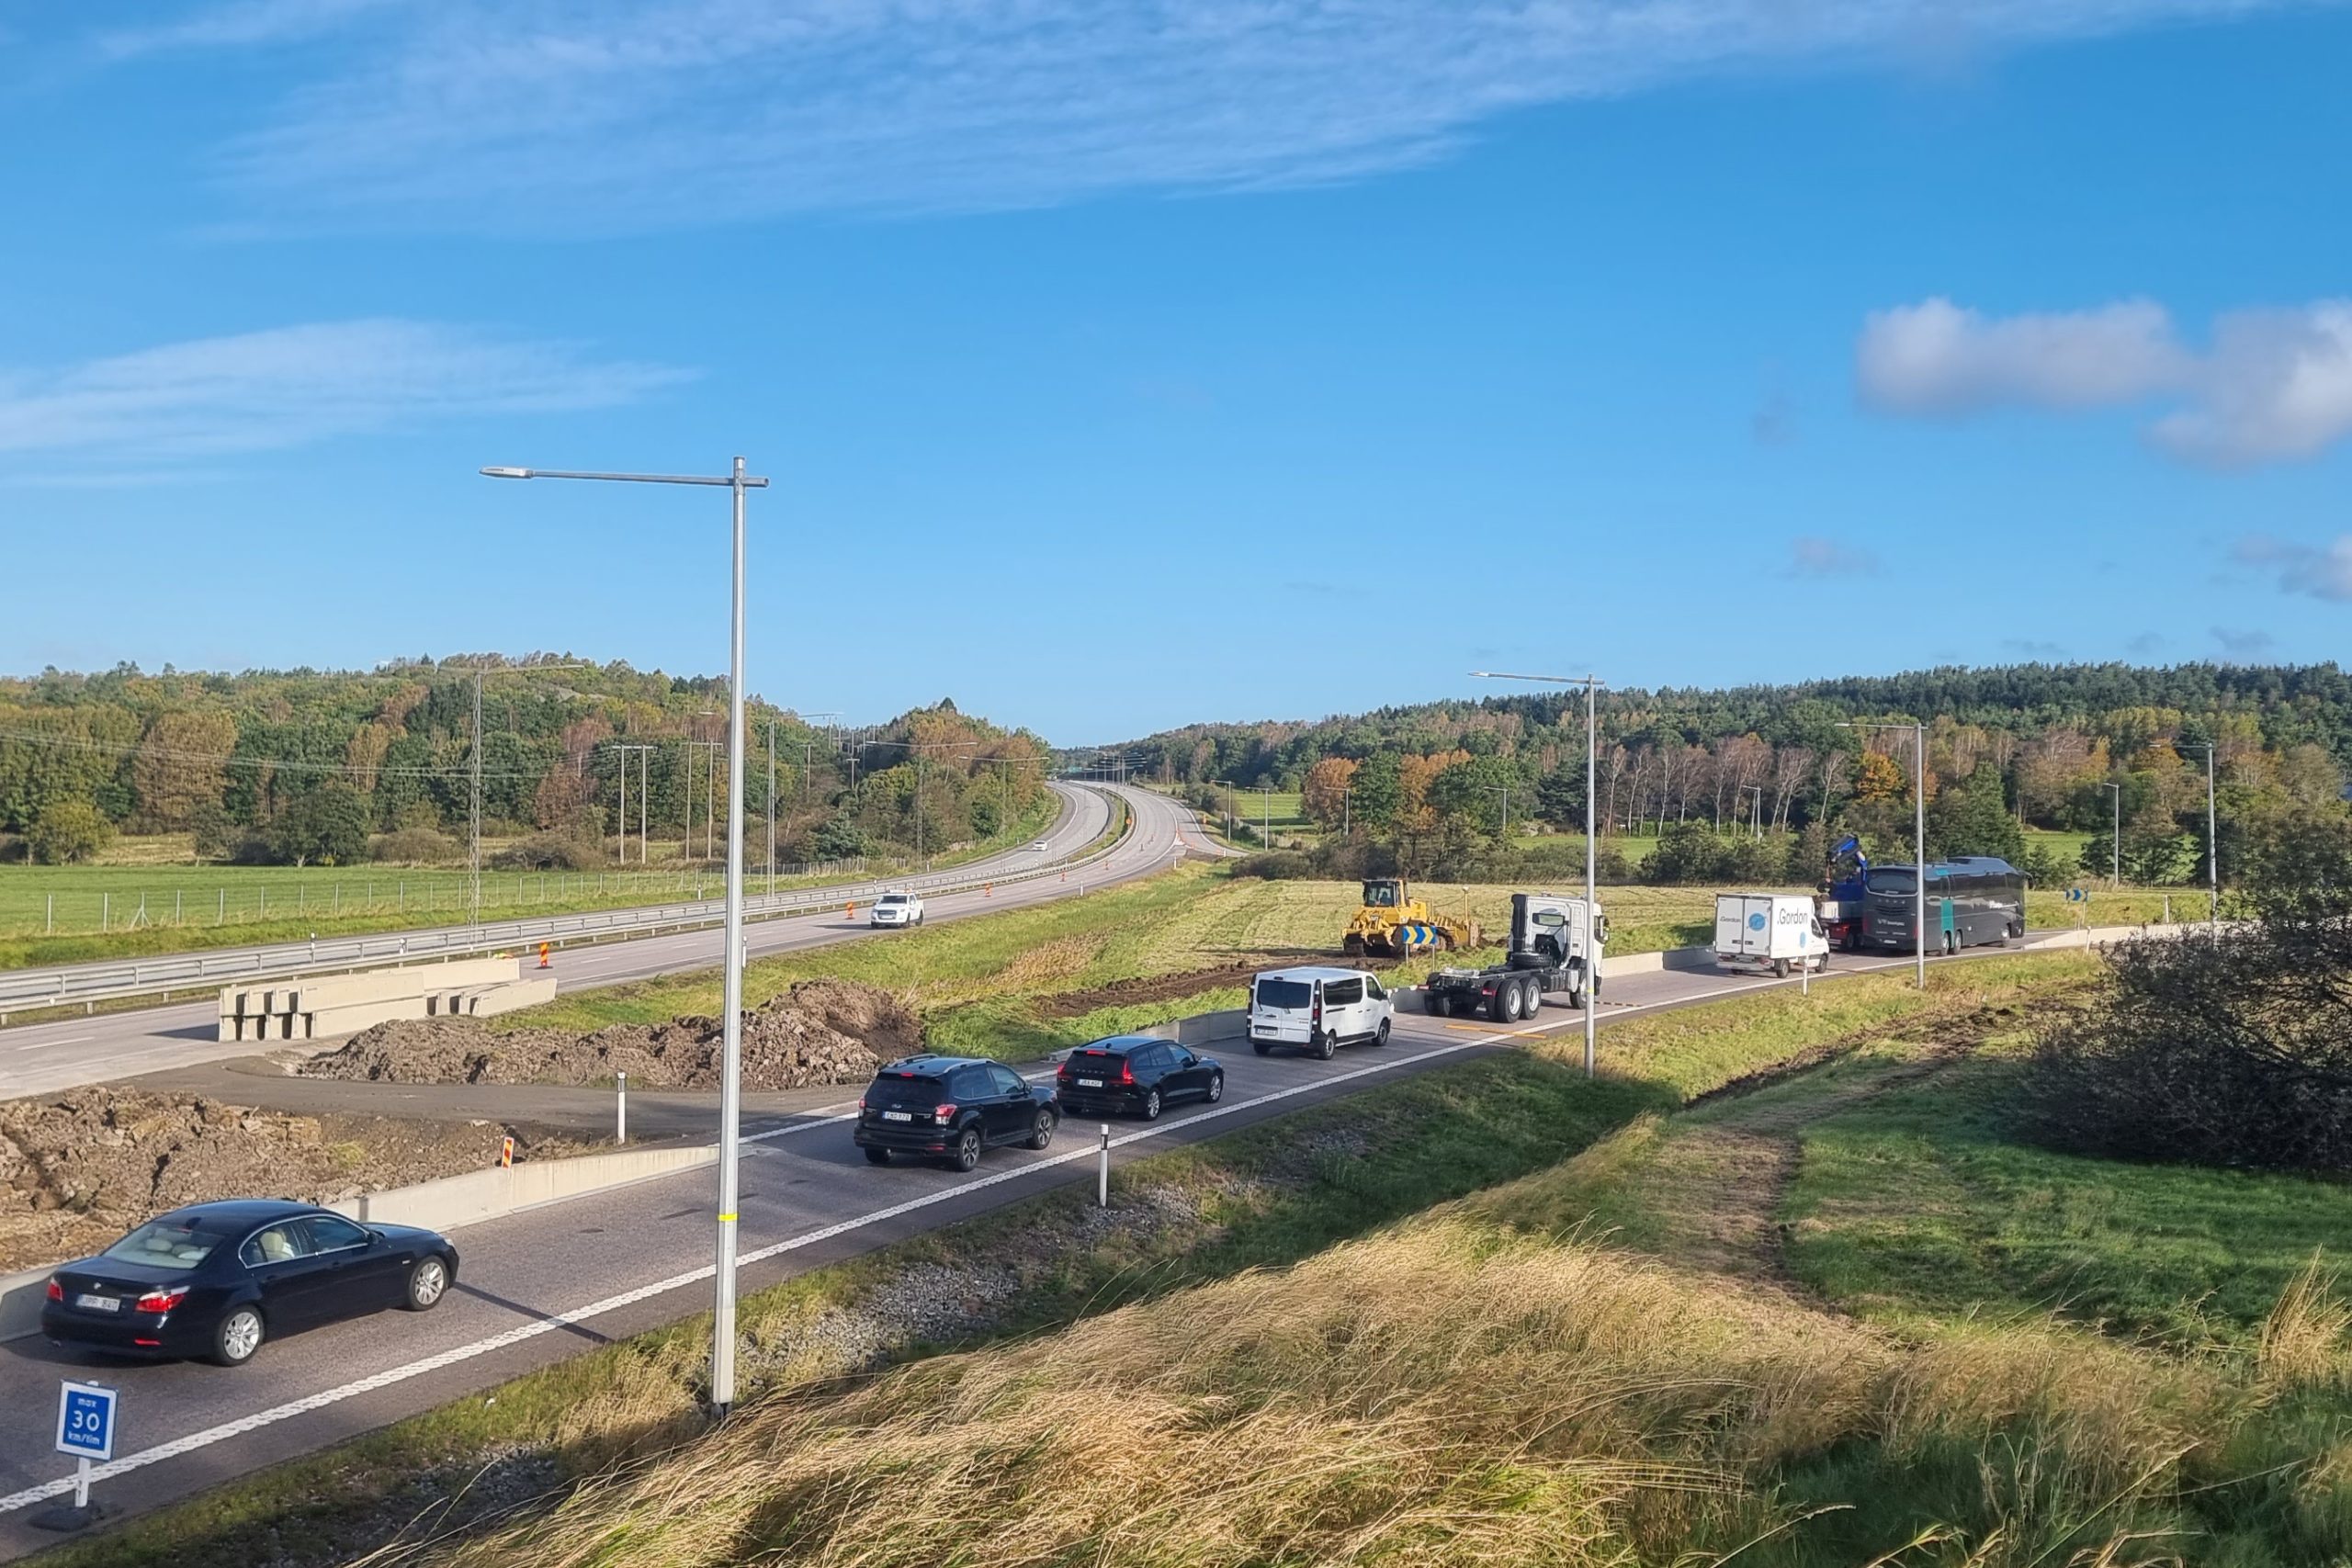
[89,0,2335,233]
[1787,536,1879,577]
[100,0,408,59]
[0,320,688,458]
[1856,298,2187,413]
[1859,297,2352,467]
[2233,534,2352,602]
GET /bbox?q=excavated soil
[1035,954,1406,1019]
[303,977,923,1091]
[0,1089,591,1272]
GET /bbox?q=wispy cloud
[99,0,408,59]
[1787,536,1879,578]
[2233,534,2352,601]
[0,320,688,459]
[1858,296,2352,467]
[2003,637,2067,659]
[2213,626,2278,657]
[90,0,2334,233]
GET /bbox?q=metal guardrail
[0,788,1137,1022]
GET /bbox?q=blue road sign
[54,1382,116,1464]
[2065,887,2087,903]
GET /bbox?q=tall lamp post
[1838,719,1927,989]
[2100,782,2122,888]
[2184,741,2220,939]
[439,660,587,926]
[1472,671,1604,1077]
[483,457,765,1416]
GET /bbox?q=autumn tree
[1301,757,1360,831]
[28,798,114,864]
[131,709,236,829]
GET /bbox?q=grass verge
[34,955,2097,1568]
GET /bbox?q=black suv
[1056,1035,1225,1121]
[854,1055,1059,1170]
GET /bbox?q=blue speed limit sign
[54,1382,117,1463]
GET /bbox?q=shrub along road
[0,923,2119,1554]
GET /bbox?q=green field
[0,794,1061,970]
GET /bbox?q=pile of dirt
[305,977,922,1091]
[0,1089,588,1272]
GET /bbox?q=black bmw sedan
[41,1199,459,1368]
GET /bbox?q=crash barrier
[216,957,556,1043]
[0,785,1134,1023]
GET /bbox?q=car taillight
[857,1096,868,1110]
[45,1278,62,1302]
[1120,1059,1135,1084]
[136,1286,188,1314]
[933,1102,956,1123]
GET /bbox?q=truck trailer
[1713,892,1828,976]
[1422,893,1606,1022]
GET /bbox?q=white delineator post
[1098,1123,1111,1208]
[616,1070,628,1145]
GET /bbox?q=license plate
[882,1111,913,1122]
[1077,1077,1103,1088]
[76,1293,119,1313]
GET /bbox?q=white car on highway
[1030,840,1050,852]
[868,892,925,929]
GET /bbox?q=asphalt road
[0,922,2097,1551]
[0,783,1217,1102]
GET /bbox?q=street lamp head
[480,466,532,479]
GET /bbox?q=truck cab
[1423,892,1607,1021]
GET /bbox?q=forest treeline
[0,659,1050,867]
[1125,662,2352,886]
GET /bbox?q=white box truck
[1713,893,1827,976]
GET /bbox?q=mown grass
[0,795,1061,969]
[305,950,2352,1568]
[45,953,2077,1568]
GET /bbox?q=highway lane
[0,922,2095,1549]
[0,784,1222,1100]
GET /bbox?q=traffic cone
[985,883,992,897]
[537,942,552,970]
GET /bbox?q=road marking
[0,1023,1517,1516]
[12,1035,90,1052]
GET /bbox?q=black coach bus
[1860,856,2027,955]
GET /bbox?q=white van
[1713,893,1827,976]
[1247,966,1393,1060]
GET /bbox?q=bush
[268,784,371,866]
[28,798,115,864]
[1232,851,1314,880]
[1643,823,1797,886]
[490,831,606,871]
[373,826,459,865]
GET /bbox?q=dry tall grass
[400,1212,2292,1568]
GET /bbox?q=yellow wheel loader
[1342,877,1481,959]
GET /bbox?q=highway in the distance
[0,911,2103,1551]
[0,782,1186,1101]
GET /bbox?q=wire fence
[0,861,888,939]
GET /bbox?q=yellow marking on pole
[717,1213,738,1224]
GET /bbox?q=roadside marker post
[499,1136,515,1168]
[1097,1124,1111,1208]
[616,1072,628,1145]
[33,1381,116,1531]
[537,942,552,969]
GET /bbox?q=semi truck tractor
[1422,893,1606,1022]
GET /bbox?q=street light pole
[1472,671,1605,1077]
[481,456,767,1416]
[1838,719,1928,989]
[2188,741,2219,939]
[2102,782,2122,888]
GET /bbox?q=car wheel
[1206,1071,1225,1102]
[1429,992,1452,1020]
[1773,958,1790,978]
[1026,1110,1056,1150]
[401,1256,449,1312]
[213,1304,265,1367]
[1251,1039,1271,1056]
[952,1127,981,1172]
[1374,1017,1391,1045]
[1314,1031,1337,1061]
[1142,1088,1163,1121]
[864,1146,891,1165]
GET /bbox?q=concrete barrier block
[0,1266,50,1343]
[334,1144,718,1233]
[469,976,557,1017]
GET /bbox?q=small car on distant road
[1030,840,1050,852]
[41,1199,458,1368]
[868,891,925,928]
[1056,1035,1225,1120]
[855,1055,1058,1170]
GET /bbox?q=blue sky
[2,0,2347,742]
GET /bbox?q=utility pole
[2188,741,2219,939]
[2102,782,2122,888]
[610,744,655,863]
[766,718,776,891]
[1838,719,1928,988]
[444,660,587,925]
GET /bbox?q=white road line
[0,1023,1513,1515]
